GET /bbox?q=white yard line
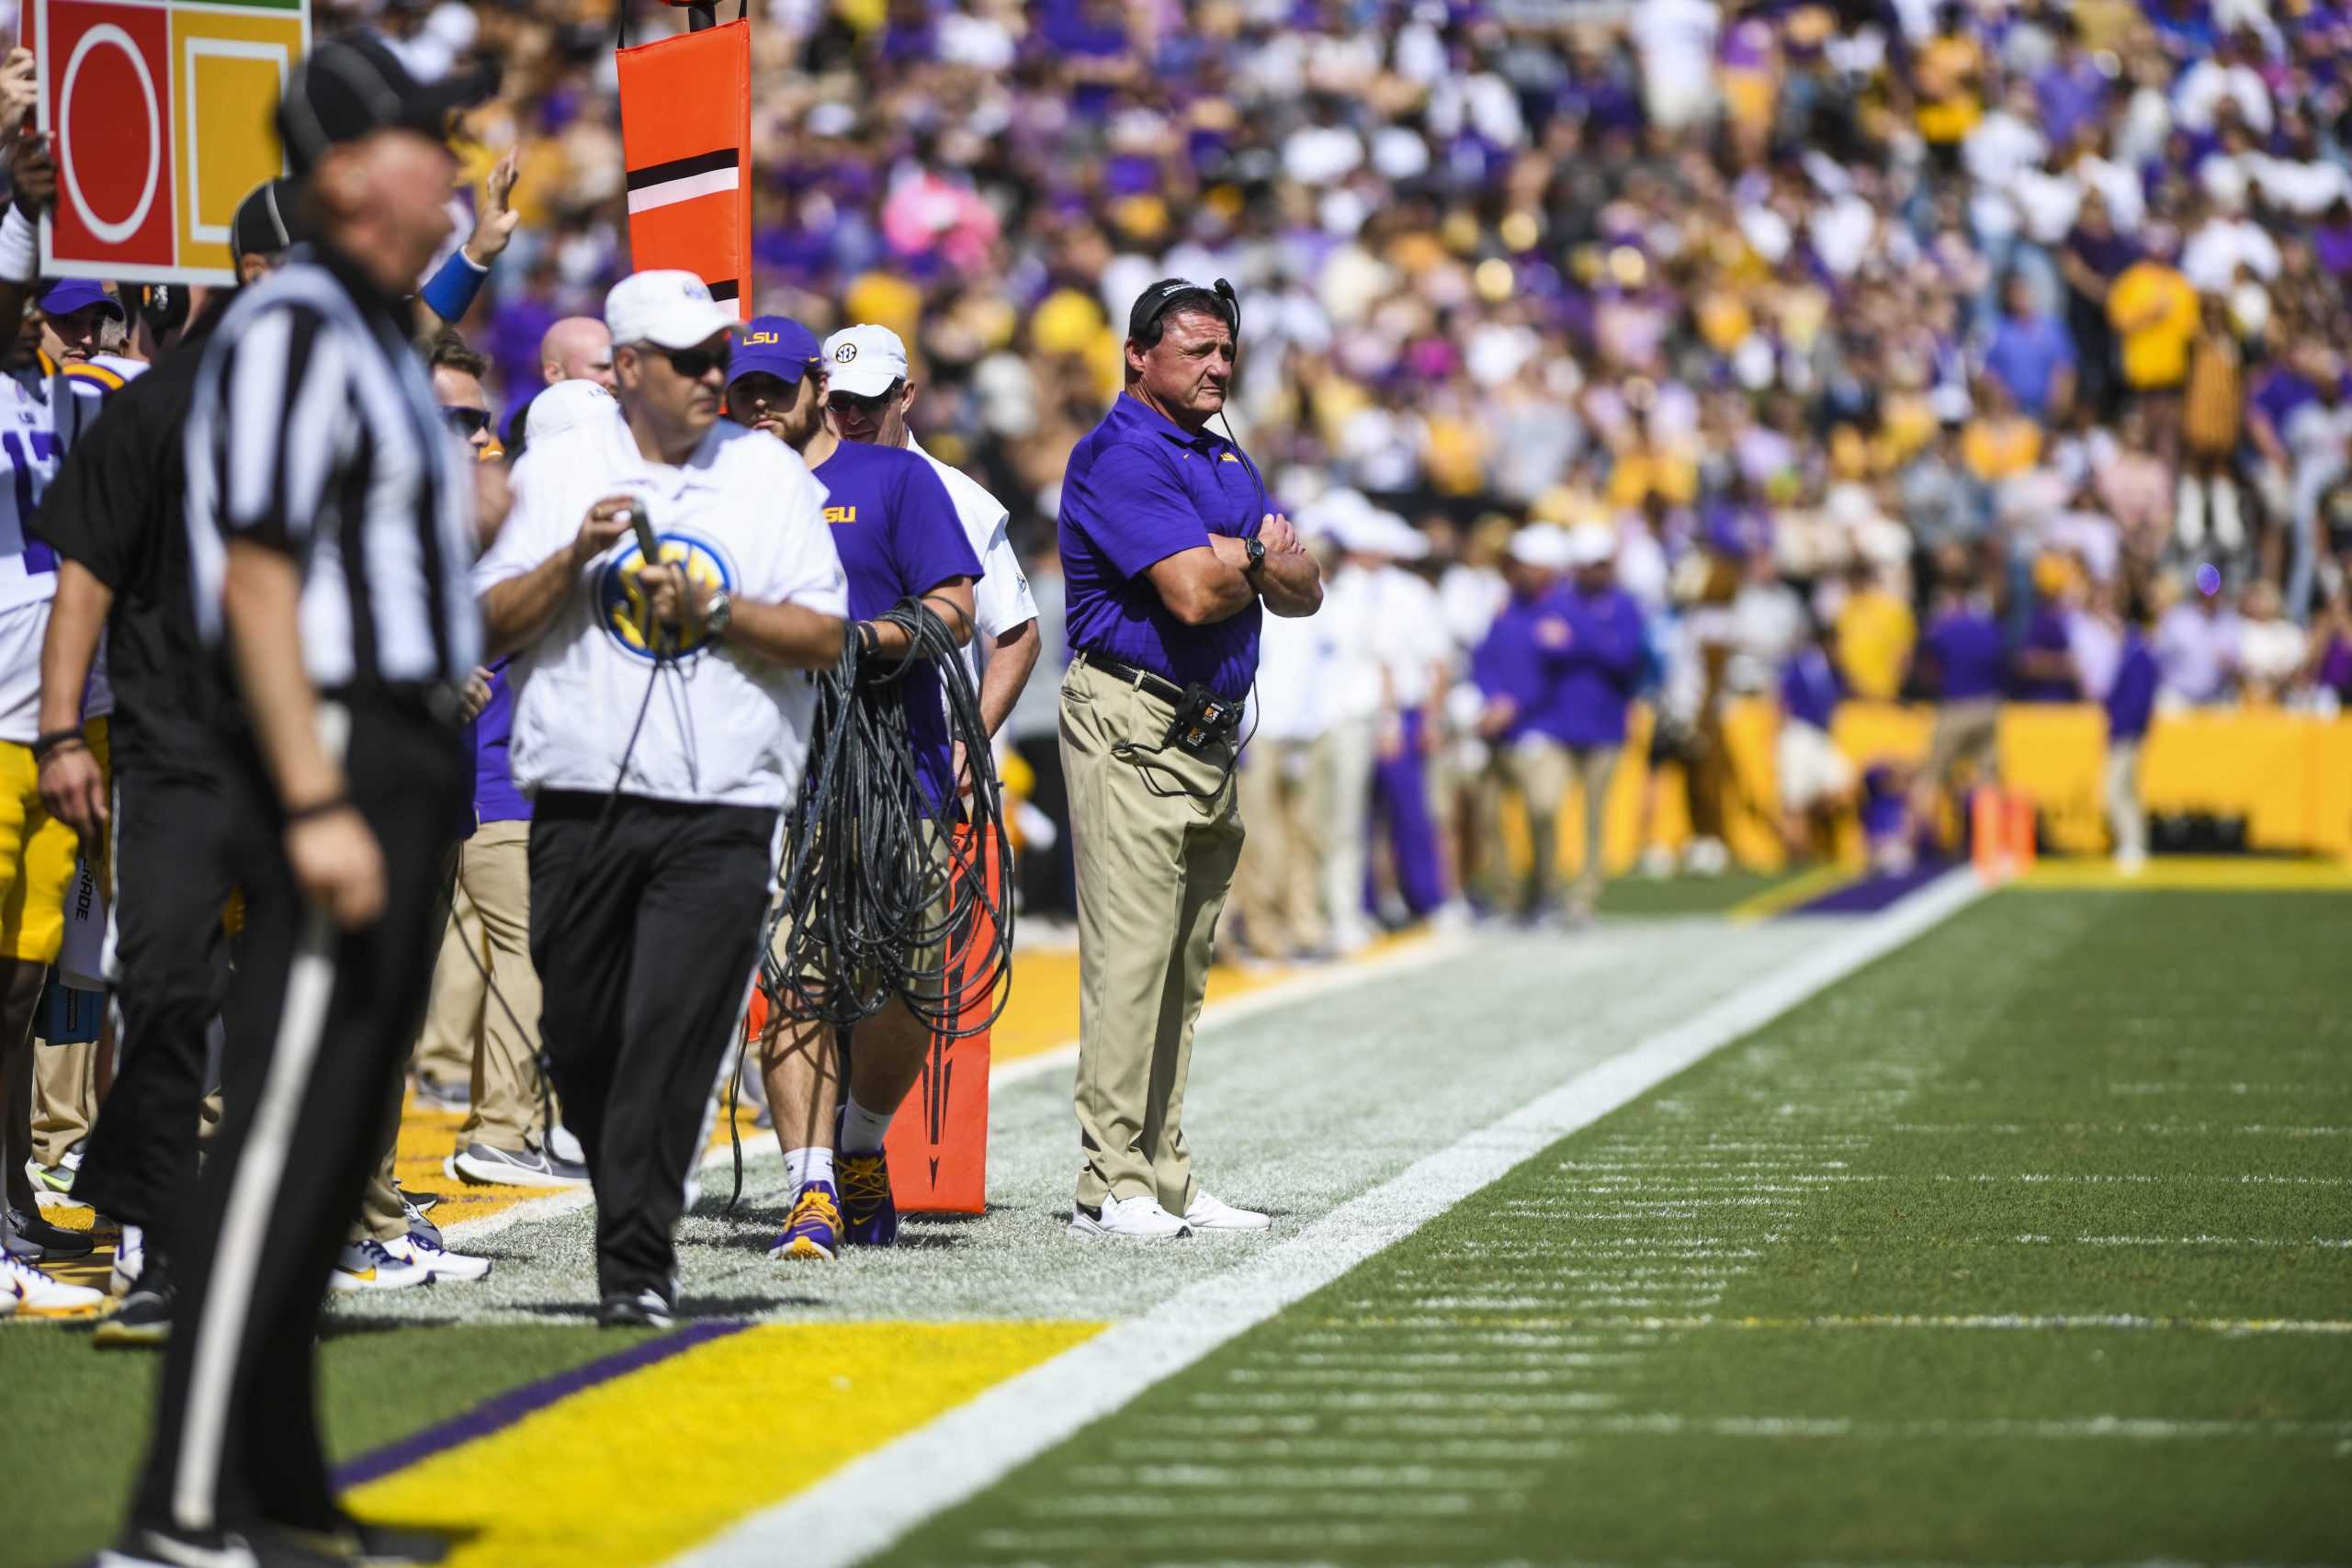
[989,929,1469,1090]
[667,867,1988,1568]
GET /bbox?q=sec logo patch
[596,530,736,660]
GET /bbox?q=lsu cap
[36,278,122,321]
[730,315,823,388]
[275,33,495,175]
[230,177,307,260]
[605,270,739,352]
[1508,523,1575,571]
[821,323,909,399]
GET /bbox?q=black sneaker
[6,1206,95,1259]
[94,1277,174,1348]
[102,1523,356,1566]
[596,1288,674,1329]
[321,1519,453,1566]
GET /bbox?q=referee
[475,274,848,1327]
[1057,280,1320,1240]
[119,39,490,1567]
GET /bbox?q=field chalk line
[667,867,1990,1568]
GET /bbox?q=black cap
[1126,277,1238,344]
[274,33,494,175]
[230,177,307,260]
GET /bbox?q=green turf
[1596,867,1806,917]
[0,1324,640,1568]
[888,889,2352,1565]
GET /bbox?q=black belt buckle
[1169,683,1238,755]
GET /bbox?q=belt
[1074,649,1196,707]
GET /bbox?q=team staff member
[477,276,848,1326]
[820,321,1040,787]
[1057,279,1319,1240]
[722,316,979,1262]
[121,37,491,1564]
[30,177,306,1343]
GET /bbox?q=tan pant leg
[418,880,485,1096]
[2105,739,2144,860]
[1063,660,1246,1212]
[355,1085,406,1243]
[1233,750,1290,959]
[459,823,544,1151]
[1567,745,1622,916]
[30,1034,96,1168]
[1507,736,1571,913]
[1281,740,1329,953]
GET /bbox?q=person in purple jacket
[1910,574,2010,833]
[1474,524,1573,919]
[420,660,586,1189]
[2103,598,2161,875]
[1775,620,1854,861]
[1538,523,1646,923]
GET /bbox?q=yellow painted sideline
[2019,856,2352,892]
[1724,863,1850,922]
[347,1319,1102,1568]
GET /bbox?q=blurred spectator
[2103,596,2160,876]
[1832,559,1916,702]
[2154,577,2245,704]
[1982,274,2076,424]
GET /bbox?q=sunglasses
[826,385,899,415]
[440,405,492,438]
[655,342,733,381]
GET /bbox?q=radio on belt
[1168,683,1239,755]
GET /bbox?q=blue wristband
[419,247,490,321]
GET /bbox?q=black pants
[74,761,234,1269]
[1013,734,1076,919]
[528,791,774,1303]
[132,702,467,1539]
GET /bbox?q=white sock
[785,1147,835,1191]
[840,1092,894,1153]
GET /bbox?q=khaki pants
[2105,739,2145,863]
[30,1034,98,1168]
[429,822,546,1152]
[1234,737,1327,959]
[1502,736,1618,917]
[1314,715,1379,949]
[1062,659,1244,1213]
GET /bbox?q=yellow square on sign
[171,9,303,276]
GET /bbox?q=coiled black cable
[759,594,1014,1039]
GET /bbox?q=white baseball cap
[1565,521,1618,569]
[823,322,910,398]
[1374,512,1430,560]
[525,378,621,444]
[605,270,737,352]
[1508,523,1573,570]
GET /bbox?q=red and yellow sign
[28,0,309,284]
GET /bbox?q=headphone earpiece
[1213,277,1239,341]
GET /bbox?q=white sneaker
[110,1224,144,1297]
[387,1232,492,1283]
[328,1238,433,1292]
[549,1123,586,1165]
[1,1250,106,1317]
[1069,1193,1192,1240]
[1183,1190,1272,1232]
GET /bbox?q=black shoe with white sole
[94,1275,175,1348]
[6,1207,96,1260]
[101,1524,356,1567]
[596,1288,674,1329]
[451,1141,589,1189]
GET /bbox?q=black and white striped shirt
[185,243,481,695]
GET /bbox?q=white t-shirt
[0,368,115,739]
[1374,565,1451,709]
[473,416,848,809]
[905,436,1035,692]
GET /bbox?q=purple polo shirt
[472,662,530,826]
[1059,391,1264,700]
[1529,583,1645,749]
[1924,607,2007,701]
[810,440,982,811]
[1780,645,1841,731]
[1472,592,1563,744]
[2106,629,2159,741]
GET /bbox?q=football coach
[1057,278,1320,1241]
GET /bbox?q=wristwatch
[1243,536,1268,576]
[702,589,733,642]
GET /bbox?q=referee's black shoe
[6,1207,96,1260]
[100,1524,356,1567]
[597,1287,675,1330]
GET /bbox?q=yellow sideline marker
[346,1319,1102,1567]
[2019,856,2352,892]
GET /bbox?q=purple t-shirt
[1059,392,1264,700]
[1925,608,2007,701]
[1472,592,1564,744]
[1530,583,1645,748]
[470,661,530,826]
[1780,645,1841,731]
[810,441,982,811]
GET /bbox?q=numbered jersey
[0,367,114,739]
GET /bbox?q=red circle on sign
[44,1,173,269]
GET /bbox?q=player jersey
[0,365,121,739]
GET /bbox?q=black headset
[1128,276,1241,345]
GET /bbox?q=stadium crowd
[0,0,2346,1321]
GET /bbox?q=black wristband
[29,728,85,762]
[284,795,352,824]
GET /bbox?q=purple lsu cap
[729,315,823,389]
[38,279,123,321]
